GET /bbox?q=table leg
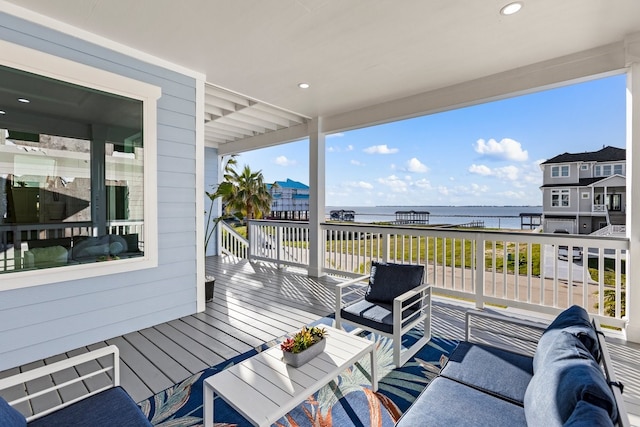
[204,381,214,427]
[370,344,378,391]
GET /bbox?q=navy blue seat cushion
[534,305,600,372]
[365,262,424,305]
[524,331,617,426]
[563,400,614,427]
[0,396,26,427]
[340,299,421,334]
[439,341,533,405]
[28,387,151,427]
[395,376,527,427]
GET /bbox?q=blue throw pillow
[365,262,424,305]
[0,397,26,427]
[534,305,600,372]
[563,400,614,427]
[525,331,617,426]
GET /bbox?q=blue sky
[235,74,626,207]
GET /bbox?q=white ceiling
[5,0,640,149]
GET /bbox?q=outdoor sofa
[396,305,629,427]
[0,345,151,426]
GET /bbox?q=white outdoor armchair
[335,262,432,367]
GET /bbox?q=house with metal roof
[540,146,626,234]
[268,179,310,220]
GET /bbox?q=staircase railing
[219,221,249,259]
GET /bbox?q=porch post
[626,59,640,342]
[308,117,326,277]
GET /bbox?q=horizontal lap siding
[0,12,199,370]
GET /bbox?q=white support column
[196,78,206,313]
[626,61,640,342]
[308,118,326,278]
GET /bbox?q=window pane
[552,167,559,177]
[561,166,569,177]
[603,165,612,176]
[0,64,144,273]
[614,164,622,175]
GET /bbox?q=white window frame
[551,189,570,207]
[580,164,589,171]
[581,192,590,199]
[0,39,161,291]
[551,165,569,178]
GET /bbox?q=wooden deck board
[1,254,639,424]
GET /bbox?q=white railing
[593,204,607,212]
[247,220,629,328]
[249,220,310,267]
[220,221,249,259]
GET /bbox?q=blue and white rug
[139,318,457,426]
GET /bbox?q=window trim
[551,189,570,208]
[551,165,570,178]
[0,39,161,291]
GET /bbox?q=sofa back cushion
[364,262,424,305]
[0,397,26,427]
[524,330,617,426]
[534,305,600,372]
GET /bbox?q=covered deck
[3,255,639,424]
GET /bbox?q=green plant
[280,326,327,354]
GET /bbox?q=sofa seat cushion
[0,396,26,427]
[395,376,526,427]
[340,299,420,334]
[524,331,617,427]
[28,387,151,427]
[439,341,533,405]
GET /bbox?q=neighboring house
[268,179,310,220]
[540,146,626,235]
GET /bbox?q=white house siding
[0,12,201,370]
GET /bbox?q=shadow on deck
[2,255,640,424]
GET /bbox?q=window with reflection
[0,64,144,273]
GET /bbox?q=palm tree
[208,155,275,243]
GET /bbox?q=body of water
[325,206,543,230]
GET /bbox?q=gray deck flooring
[2,255,640,425]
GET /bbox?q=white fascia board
[0,0,205,81]
[218,122,309,156]
[323,42,627,135]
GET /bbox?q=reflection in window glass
[0,64,144,273]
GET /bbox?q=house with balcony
[268,178,310,220]
[540,146,626,235]
[1,2,640,425]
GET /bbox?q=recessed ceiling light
[298,83,310,89]
[17,98,30,103]
[0,110,5,115]
[500,2,523,15]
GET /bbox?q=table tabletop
[203,326,377,427]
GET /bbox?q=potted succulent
[280,326,327,367]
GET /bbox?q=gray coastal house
[540,146,626,235]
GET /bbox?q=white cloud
[347,145,354,151]
[407,157,429,173]
[351,181,374,190]
[469,164,492,176]
[414,178,432,189]
[274,155,297,166]
[377,175,408,192]
[438,186,450,196]
[494,165,519,180]
[474,138,528,161]
[350,159,364,166]
[364,144,399,154]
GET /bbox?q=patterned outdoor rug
[138,317,458,426]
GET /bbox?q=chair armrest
[593,318,630,427]
[393,284,430,311]
[0,345,120,422]
[335,275,370,314]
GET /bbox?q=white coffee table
[203,325,377,427]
